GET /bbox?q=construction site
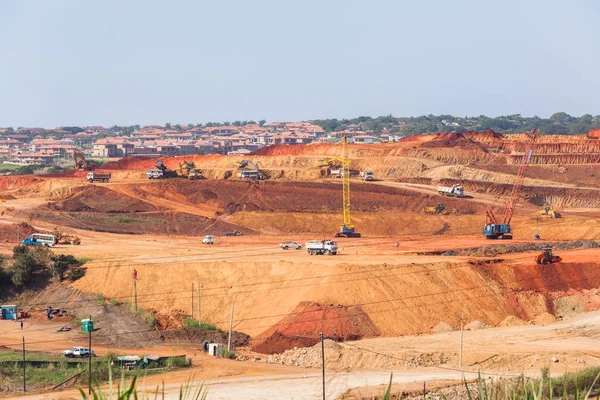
[2,129,600,399]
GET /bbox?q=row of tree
[311,112,600,136]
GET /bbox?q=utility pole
[88,315,92,395]
[197,283,201,323]
[17,224,20,245]
[321,332,325,400]
[191,283,194,322]
[423,382,426,399]
[227,302,234,352]
[132,269,138,313]
[22,336,26,392]
[459,312,464,369]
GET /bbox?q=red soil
[0,222,38,243]
[252,302,380,354]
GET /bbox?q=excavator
[535,248,562,264]
[483,129,538,239]
[178,160,203,180]
[316,157,344,178]
[234,160,264,180]
[73,152,96,171]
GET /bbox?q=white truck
[63,347,96,358]
[305,240,338,255]
[279,241,302,250]
[438,184,464,198]
[360,170,374,181]
[86,172,111,183]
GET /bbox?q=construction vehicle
[537,203,561,218]
[334,134,360,238]
[73,152,96,171]
[53,227,81,245]
[360,170,374,181]
[423,204,446,214]
[177,160,196,178]
[234,160,264,180]
[438,184,464,198]
[305,240,338,255]
[535,248,562,264]
[86,172,111,183]
[147,158,178,179]
[483,129,538,239]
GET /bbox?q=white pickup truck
[279,241,302,250]
[63,347,96,358]
[305,240,338,255]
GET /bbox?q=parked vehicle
[146,170,177,179]
[438,184,464,198]
[279,241,303,250]
[224,230,242,237]
[360,170,374,181]
[202,235,215,245]
[22,233,55,247]
[86,172,111,183]
[305,240,338,255]
[63,347,96,358]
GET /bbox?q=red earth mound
[0,222,38,243]
[252,301,380,354]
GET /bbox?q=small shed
[116,356,145,370]
[0,305,17,320]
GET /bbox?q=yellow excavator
[178,160,203,180]
[537,203,561,218]
[73,152,96,171]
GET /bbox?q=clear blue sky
[1,0,598,127]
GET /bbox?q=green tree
[164,122,172,130]
[258,119,267,127]
[9,256,34,287]
[50,254,79,281]
[174,124,182,132]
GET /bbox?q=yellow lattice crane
[335,134,360,238]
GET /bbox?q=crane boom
[342,134,352,230]
[502,129,538,225]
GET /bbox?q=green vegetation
[183,317,217,330]
[50,254,80,281]
[311,112,600,136]
[8,245,52,287]
[116,216,138,223]
[68,267,86,282]
[96,293,106,305]
[109,298,121,306]
[80,374,207,400]
[220,349,236,360]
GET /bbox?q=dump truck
[86,172,111,183]
[147,159,178,179]
[305,240,338,255]
[438,184,464,198]
[535,248,562,264]
[360,170,374,181]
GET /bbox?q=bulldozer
[73,152,96,171]
[52,227,81,245]
[537,204,561,218]
[423,204,446,214]
[534,248,562,264]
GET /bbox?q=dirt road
[3,369,484,400]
